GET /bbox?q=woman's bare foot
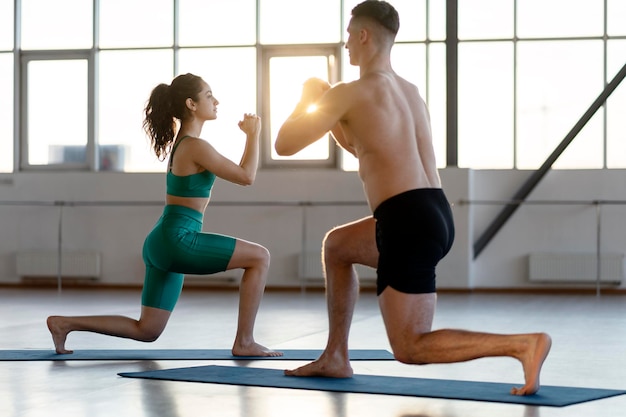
[231,341,283,357]
[511,332,552,395]
[285,351,353,378]
[46,316,74,354]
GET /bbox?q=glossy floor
[1,287,625,417]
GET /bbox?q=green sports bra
[166,136,216,198]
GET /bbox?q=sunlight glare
[269,55,330,160]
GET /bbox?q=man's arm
[275,80,348,156]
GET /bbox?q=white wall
[1,168,625,290]
[470,169,626,289]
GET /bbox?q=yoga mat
[119,365,626,407]
[0,349,393,362]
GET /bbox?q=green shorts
[141,205,236,311]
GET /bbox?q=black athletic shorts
[373,188,455,295]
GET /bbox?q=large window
[8,0,446,173]
[8,0,625,173]
[458,0,626,169]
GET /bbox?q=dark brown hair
[143,73,204,161]
[351,0,400,36]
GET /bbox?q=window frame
[259,44,343,169]
[19,49,96,171]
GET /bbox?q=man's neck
[358,49,393,77]
[359,60,393,78]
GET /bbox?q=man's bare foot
[285,353,353,378]
[232,342,283,357]
[46,316,74,354]
[511,332,552,395]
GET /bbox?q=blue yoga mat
[0,349,393,361]
[119,364,626,407]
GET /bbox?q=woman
[47,73,281,357]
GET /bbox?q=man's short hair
[351,0,400,36]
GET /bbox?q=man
[275,0,551,395]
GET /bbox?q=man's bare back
[333,71,441,211]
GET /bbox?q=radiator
[528,252,624,284]
[299,251,376,280]
[16,251,101,279]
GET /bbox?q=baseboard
[1,281,626,295]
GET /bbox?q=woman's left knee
[250,243,270,269]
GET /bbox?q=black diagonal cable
[474,61,626,259]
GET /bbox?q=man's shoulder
[331,80,356,91]
[326,80,361,103]
[329,78,370,98]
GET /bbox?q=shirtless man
[274,0,551,395]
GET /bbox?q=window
[607,40,626,169]
[98,50,173,172]
[0,53,13,173]
[458,0,624,169]
[516,0,603,38]
[11,0,447,173]
[608,0,626,37]
[21,57,90,169]
[458,42,514,169]
[458,0,513,40]
[179,0,256,46]
[178,47,257,164]
[21,0,92,50]
[260,0,341,45]
[0,0,13,173]
[99,0,172,49]
[263,49,339,167]
[0,0,13,50]
[516,40,604,169]
[12,1,622,172]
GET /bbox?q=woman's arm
[192,114,261,186]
